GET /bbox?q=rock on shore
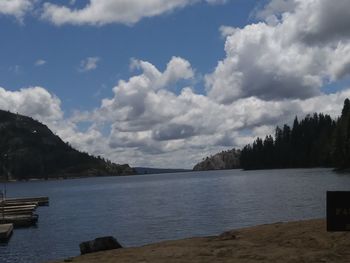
[193,149,241,171]
[51,219,350,263]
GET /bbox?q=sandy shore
[51,219,350,263]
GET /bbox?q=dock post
[1,191,4,221]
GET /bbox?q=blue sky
[0,0,258,112]
[1,0,350,168]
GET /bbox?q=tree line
[240,99,350,170]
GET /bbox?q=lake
[1,168,350,263]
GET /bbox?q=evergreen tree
[240,102,346,170]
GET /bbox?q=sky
[1,0,350,168]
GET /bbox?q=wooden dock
[4,196,49,206]
[0,196,49,228]
[0,223,13,242]
[0,196,49,242]
[0,214,39,227]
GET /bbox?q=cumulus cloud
[41,0,228,26]
[3,0,350,168]
[0,86,63,122]
[98,57,194,126]
[68,55,350,168]
[219,25,237,38]
[152,124,196,141]
[0,0,33,20]
[41,0,350,167]
[287,0,350,44]
[79,57,100,72]
[206,0,350,104]
[255,0,297,21]
[1,74,350,168]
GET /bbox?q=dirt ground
[51,219,350,263]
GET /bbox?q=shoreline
[50,218,350,263]
[2,169,197,183]
[4,167,344,184]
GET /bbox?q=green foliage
[240,106,340,169]
[333,98,350,168]
[0,110,135,180]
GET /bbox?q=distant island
[194,98,350,171]
[0,110,135,180]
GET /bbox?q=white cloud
[41,0,227,26]
[205,0,350,104]
[3,0,350,169]
[0,86,63,122]
[286,0,350,44]
[219,25,237,38]
[35,59,47,66]
[0,0,34,21]
[0,0,229,26]
[1,72,350,168]
[255,0,297,21]
[67,56,350,168]
[79,57,100,72]
[206,0,228,4]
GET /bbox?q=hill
[193,149,241,171]
[0,110,135,180]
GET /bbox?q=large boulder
[79,236,122,255]
[193,149,241,171]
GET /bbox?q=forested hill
[240,99,350,170]
[0,110,135,180]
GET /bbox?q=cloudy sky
[1,0,350,168]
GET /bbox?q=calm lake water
[1,168,350,263]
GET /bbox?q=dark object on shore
[218,230,237,241]
[79,236,123,255]
[327,191,350,231]
[0,223,13,242]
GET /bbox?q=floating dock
[0,196,49,242]
[4,196,49,206]
[0,196,49,228]
[0,214,38,227]
[0,223,13,242]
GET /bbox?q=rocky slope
[193,149,241,171]
[0,110,135,180]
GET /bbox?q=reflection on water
[0,168,349,263]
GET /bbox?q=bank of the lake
[51,218,350,263]
[1,168,350,263]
